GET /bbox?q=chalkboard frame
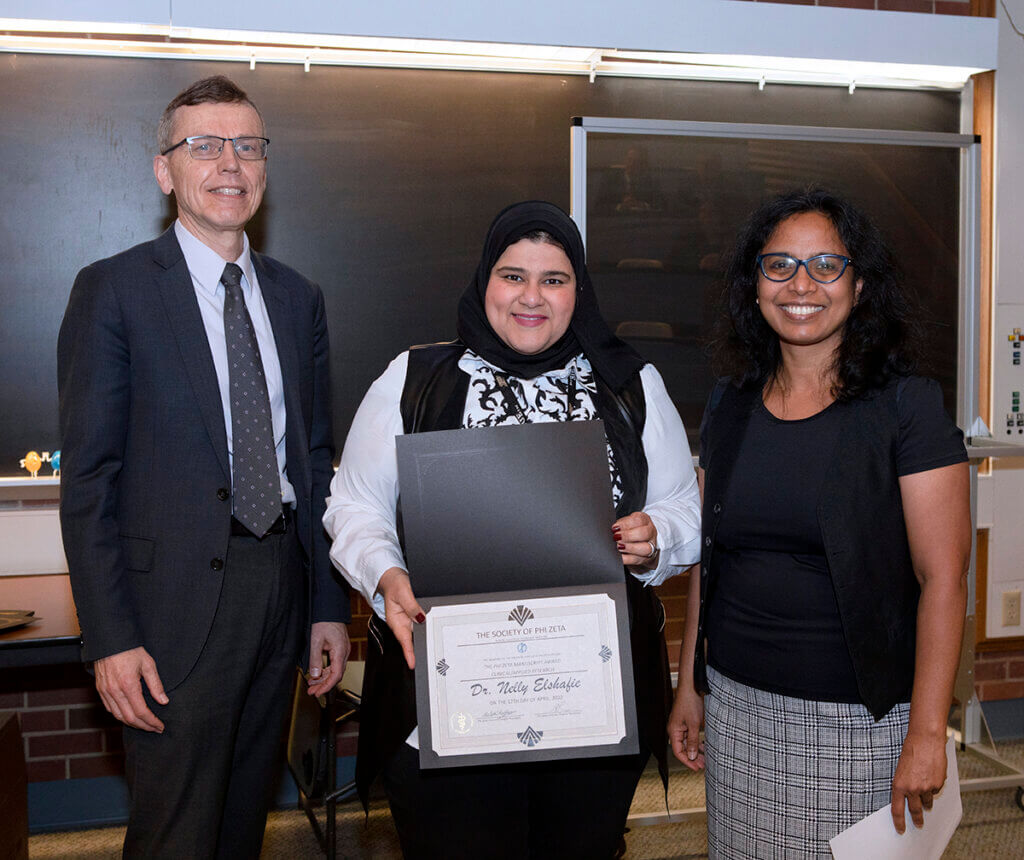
[569,116,981,433]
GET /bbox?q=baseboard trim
[980,697,1024,741]
[28,755,357,833]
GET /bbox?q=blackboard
[583,130,964,439]
[0,53,959,477]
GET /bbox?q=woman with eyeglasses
[667,189,970,857]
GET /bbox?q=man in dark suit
[57,76,350,858]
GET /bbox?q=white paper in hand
[829,736,961,859]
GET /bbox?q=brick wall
[343,575,697,675]
[657,572,1024,703]
[346,574,1024,716]
[974,649,1024,701]
[2,585,1021,783]
[0,665,123,784]
[317,577,1024,698]
[346,572,1024,699]
[0,654,365,782]
[656,573,691,667]
[348,593,372,663]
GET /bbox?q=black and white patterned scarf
[459,350,624,505]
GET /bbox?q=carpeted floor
[29,740,1024,858]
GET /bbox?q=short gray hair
[157,75,265,153]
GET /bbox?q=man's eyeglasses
[756,253,852,284]
[161,135,270,160]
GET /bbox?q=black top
[700,377,967,703]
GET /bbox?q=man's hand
[94,646,168,732]
[307,621,351,697]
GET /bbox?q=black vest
[696,377,923,719]
[355,344,673,805]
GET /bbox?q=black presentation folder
[395,420,624,596]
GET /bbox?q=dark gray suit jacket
[58,226,349,690]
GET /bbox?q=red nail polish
[415,612,426,624]
[617,543,626,551]
[612,526,621,534]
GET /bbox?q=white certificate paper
[829,736,962,859]
[415,588,637,768]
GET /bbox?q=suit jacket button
[713,503,722,514]
[217,488,230,501]
[210,558,224,571]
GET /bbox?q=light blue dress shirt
[174,221,295,507]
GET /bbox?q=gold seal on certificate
[414,584,638,768]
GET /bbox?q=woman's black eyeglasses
[756,253,852,284]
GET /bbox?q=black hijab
[456,200,645,392]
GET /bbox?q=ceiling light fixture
[0,19,987,90]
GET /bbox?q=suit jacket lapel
[153,227,231,482]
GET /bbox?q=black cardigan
[695,376,957,720]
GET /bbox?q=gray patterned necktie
[222,262,280,537]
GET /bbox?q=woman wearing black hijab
[324,201,701,858]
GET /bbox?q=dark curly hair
[716,188,923,400]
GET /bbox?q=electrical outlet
[1002,590,1022,627]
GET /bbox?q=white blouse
[324,349,702,620]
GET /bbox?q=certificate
[414,584,638,769]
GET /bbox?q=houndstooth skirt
[704,667,910,859]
